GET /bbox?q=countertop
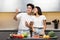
[0,28,60,32]
[0,27,60,30]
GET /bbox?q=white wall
[32,0,60,12]
[0,0,60,12]
[19,0,33,12]
[0,0,22,12]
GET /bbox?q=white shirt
[32,15,46,28]
[16,13,33,30]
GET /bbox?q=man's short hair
[27,3,34,9]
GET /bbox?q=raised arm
[13,8,21,21]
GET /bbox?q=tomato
[12,34,24,39]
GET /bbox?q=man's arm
[25,21,34,28]
[25,21,34,32]
[13,8,21,21]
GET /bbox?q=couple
[14,3,46,37]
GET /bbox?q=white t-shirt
[16,13,33,30]
[32,15,46,28]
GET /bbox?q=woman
[32,6,46,35]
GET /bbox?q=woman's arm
[43,20,46,31]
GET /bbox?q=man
[14,3,34,37]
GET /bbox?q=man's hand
[25,21,34,31]
[14,8,21,21]
[25,21,34,32]
[29,21,34,26]
[25,21,29,27]
[25,21,33,28]
[16,8,19,14]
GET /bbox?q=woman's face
[33,7,38,14]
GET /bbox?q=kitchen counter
[7,37,57,40]
[0,28,60,40]
[0,28,60,32]
[46,28,60,31]
[6,36,58,40]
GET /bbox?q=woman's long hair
[35,6,42,15]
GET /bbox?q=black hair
[27,3,34,9]
[35,6,42,15]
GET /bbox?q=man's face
[27,6,32,14]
